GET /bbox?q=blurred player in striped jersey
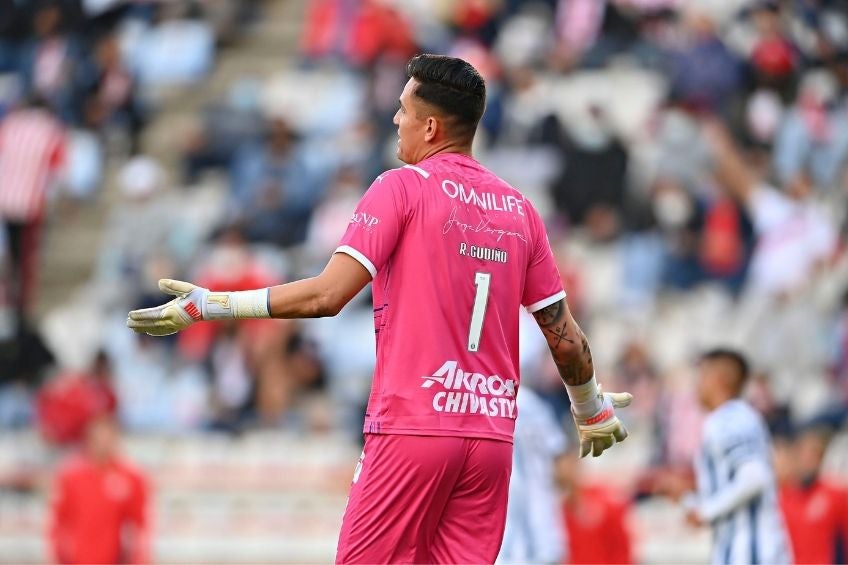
[0,95,65,320]
[497,386,568,564]
[683,349,791,565]
[127,54,632,563]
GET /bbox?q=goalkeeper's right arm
[127,252,372,336]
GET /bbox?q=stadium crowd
[2,0,848,562]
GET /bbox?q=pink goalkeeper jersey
[336,153,565,443]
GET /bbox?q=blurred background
[1,0,848,563]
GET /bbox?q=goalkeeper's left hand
[572,389,633,458]
[127,279,209,336]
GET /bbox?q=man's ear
[424,116,439,142]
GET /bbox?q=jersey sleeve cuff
[525,290,566,313]
[335,245,377,278]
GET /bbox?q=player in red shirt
[48,415,150,564]
[127,54,632,563]
[777,426,848,565]
[556,449,633,565]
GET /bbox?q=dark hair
[700,348,750,389]
[406,54,486,143]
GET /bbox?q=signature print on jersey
[443,206,527,243]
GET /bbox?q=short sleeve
[335,170,408,278]
[522,204,565,312]
[707,417,761,471]
[718,435,759,470]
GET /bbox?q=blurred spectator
[62,122,103,200]
[650,107,711,195]
[0,321,54,428]
[777,425,848,565]
[36,351,117,446]
[0,320,54,384]
[493,4,553,72]
[346,0,417,68]
[48,415,150,564]
[652,174,703,289]
[555,1,653,70]
[95,154,168,299]
[773,69,848,190]
[787,1,848,66]
[649,174,748,292]
[556,446,634,565]
[613,340,661,423]
[249,320,326,429]
[747,2,798,95]
[545,106,629,238]
[0,1,30,62]
[181,78,265,184]
[651,369,704,472]
[20,4,82,123]
[131,2,214,88]
[79,31,145,153]
[301,0,416,67]
[306,165,366,259]
[553,0,606,66]
[743,88,784,147]
[107,325,209,433]
[0,96,66,321]
[698,195,750,289]
[448,0,504,44]
[746,370,793,434]
[667,10,742,113]
[707,120,837,391]
[200,0,261,46]
[230,117,327,247]
[207,320,253,431]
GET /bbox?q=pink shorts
[336,433,512,564]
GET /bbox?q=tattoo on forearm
[547,323,574,348]
[533,300,594,386]
[581,334,593,368]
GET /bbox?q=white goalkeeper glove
[571,388,633,458]
[126,279,270,336]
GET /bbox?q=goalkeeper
[127,54,630,564]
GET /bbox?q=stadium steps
[33,0,306,322]
[0,431,357,564]
[140,0,305,171]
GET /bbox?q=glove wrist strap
[203,289,271,320]
[566,375,603,419]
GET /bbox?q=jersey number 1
[467,272,491,352]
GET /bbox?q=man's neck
[416,142,473,163]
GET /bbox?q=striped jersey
[498,387,567,563]
[0,108,65,222]
[695,399,791,565]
